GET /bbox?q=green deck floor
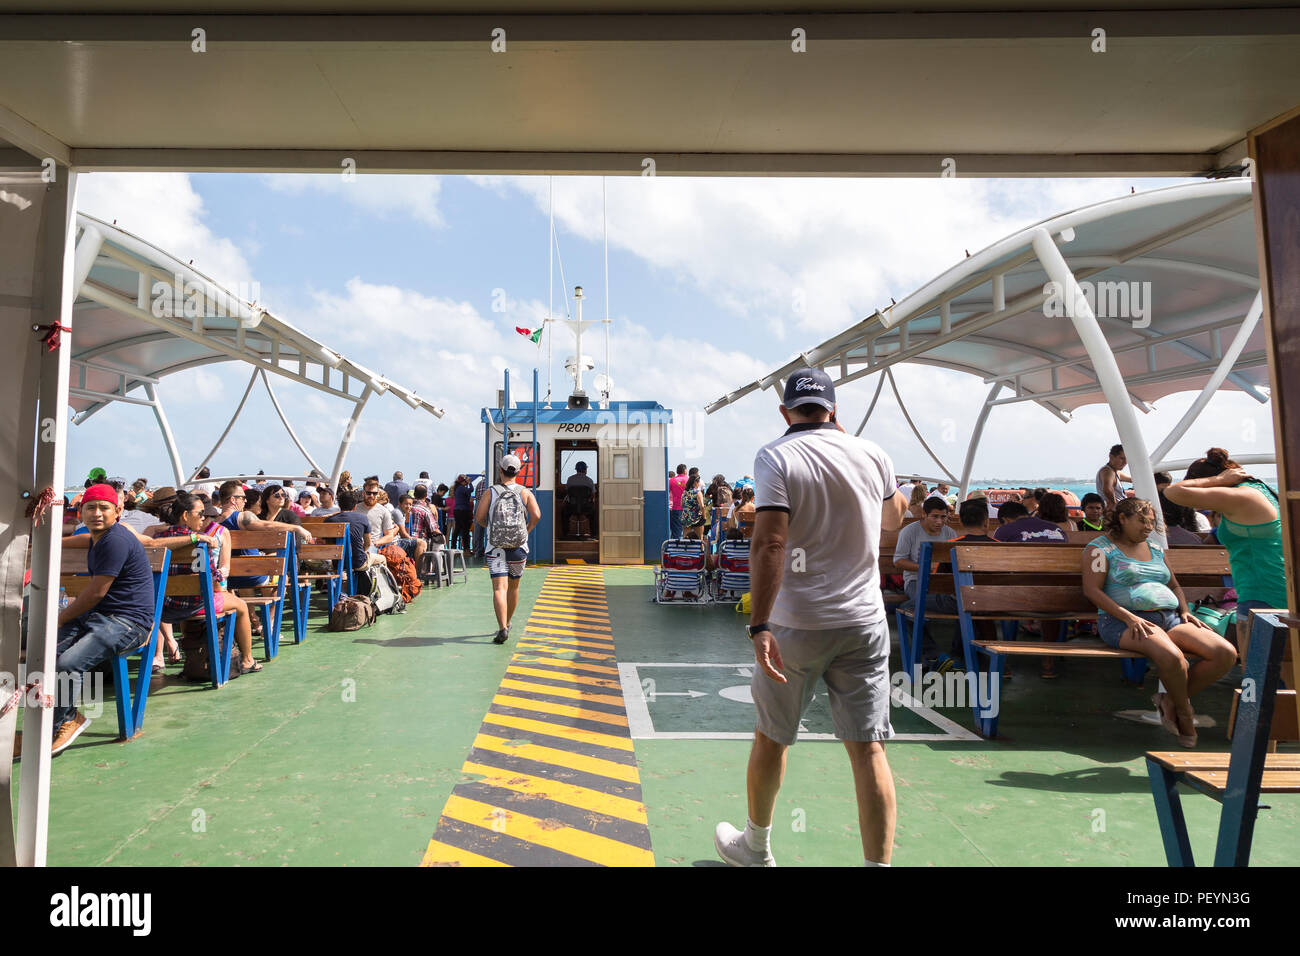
[14,565,1300,866]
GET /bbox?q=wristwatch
[747,622,771,639]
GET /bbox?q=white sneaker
[714,821,776,867]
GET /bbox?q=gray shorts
[752,620,893,746]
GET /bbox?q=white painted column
[958,382,1004,499]
[145,383,186,487]
[17,168,79,867]
[1032,227,1165,545]
[262,370,325,476]
[329,386,373,492]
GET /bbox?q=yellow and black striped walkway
[421,566,654,867]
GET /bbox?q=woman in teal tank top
[1081,498,1238,747]
[1165,448,1287,653]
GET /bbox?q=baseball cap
[783,367,836,411]
[501,454,522,472]
[87,466,107,483]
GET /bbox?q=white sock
[743,818,772,853]
[864,859,891,867]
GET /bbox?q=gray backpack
[488,484,529,549]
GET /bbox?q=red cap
[80,483,119,507]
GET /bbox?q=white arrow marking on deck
[650,690,707,699]
[736,667,753,678]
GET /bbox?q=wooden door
[598,442,643,564]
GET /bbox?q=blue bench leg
[111,657,131,739]
[895,608,912,674]
[293,584,308,644]
[977,652,1003,737]
[129,628,159,737]
[1146,758,1195,866]
[261,603,277,660]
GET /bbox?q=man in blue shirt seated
[21,484,156,757]
[326,489,383,593]
[993,500,1067,542]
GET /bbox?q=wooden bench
[1146,609,1300,865]
[297,521,352,627]
[59,548,169,740]
[948,543,1233,737]
[228,529,291,658]
[162,542,239,688]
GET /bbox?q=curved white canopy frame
[67,213,443,490]
[708,179,1269,541]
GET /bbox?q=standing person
[384,471,410,506]
[472,475,489,560]
[715,368,907,868]
[669,464,688,539]
[709,474,733,550]
[475,454,541,645]
[1165,448,1287,654]
[681,474,707,542]
[414,471,433,495]
[1097,444,1131,509]
[451,475,474,554]
[431,483,450,535]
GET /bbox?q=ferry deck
[19,561,1299,868]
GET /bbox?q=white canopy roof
[708,179,1266,421]
[69,213,442,487]
[707,178,1269,496]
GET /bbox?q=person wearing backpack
[474,453,541,645]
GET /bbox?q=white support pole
[17,168,79,867]
[329,387,373,492]
[145,383,186,487]
[1032,227,1165,544]
[887,368,958,483]
[1150,291,1264,463]
[71,223,104,296]
[260,369,325,476]
[854,372,888,437]
[958,382,1004,499]
[189,366,260,483]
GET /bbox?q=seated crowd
[31,466,460,758]
[889,444,1283,748]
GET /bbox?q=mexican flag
[515,326,543,344]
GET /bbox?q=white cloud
[263,173,445,229]
[487,175,1186,346]
[74,172,255,291]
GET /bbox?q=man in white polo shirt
[715,367,907,868]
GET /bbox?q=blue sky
[68,172,1277,490]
